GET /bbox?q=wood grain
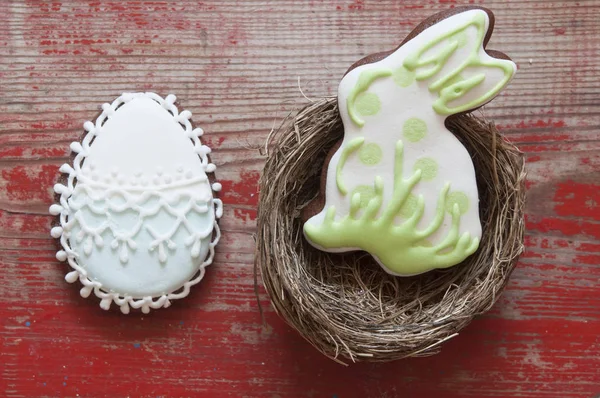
[1,0,599,397]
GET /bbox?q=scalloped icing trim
[49,92,223,314]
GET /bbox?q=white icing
[305,9,516,275]
[51,93,222,313]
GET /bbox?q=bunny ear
[402,9,516,115]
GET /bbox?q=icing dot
[358,143,383,166]
[413,158,438,181]
[110,168,118,177]
[164,175,172,184]
[393,66,416,88]
[165,94,176,104]
[351,185,377,208]
[50,226,63,238]
[185,170,193,179]
[80,285,93,298]
[398,194,419,218]
[49,204,63,215]
[153,177,161,185]
[83,121,94,132]
[403,118,427,142]
[156,167,163,176]
[354,92,381,117]
[56,251,67,262]
[65,270,79,283]
[446,191,469,215]
[59,164,72,174]
[176,164,184,172]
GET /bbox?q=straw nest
[256,98,526,364]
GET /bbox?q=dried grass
[255,98,526,364]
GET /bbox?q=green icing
[413,157,438,180]
[412,40,459,81]
[347,69,392,127]
[434,73,485,114]
[398,193,418,218]
[443,73,465,88]
[355,92,381,116]
[336,137,365,195]
[304,139,480,276]
[403,118,428,142]
[351,185,376,208]
[403,11,514,115]
[445,191,469,215]
[418,239,434,247]
[358,142,383,166]
[392,66,415,88]
[452,30,468,48]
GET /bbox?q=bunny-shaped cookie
[304,7,516,276]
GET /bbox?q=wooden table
[1,1,599,397]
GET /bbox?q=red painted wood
[1,1,599,397]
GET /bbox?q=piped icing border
[49,92,223,313]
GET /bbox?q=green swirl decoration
[403,11,514,115]
[304,139,480,275]
[336,137,365,195]
[346,69,392,127]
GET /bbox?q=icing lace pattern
[50,93,222,314]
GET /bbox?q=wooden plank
[1,0,599,397]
